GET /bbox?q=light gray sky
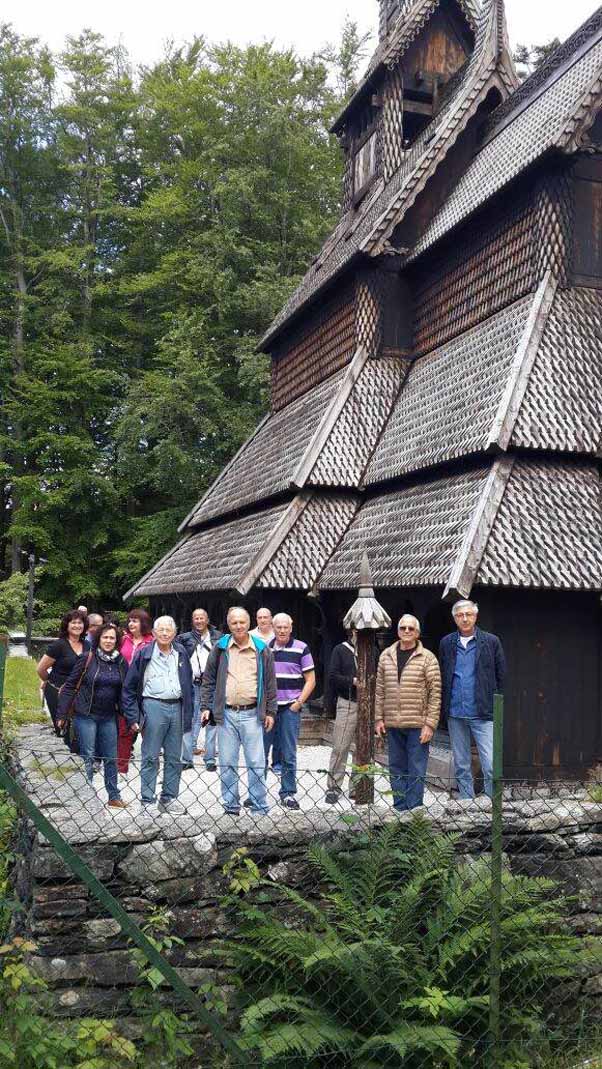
[6,0,598,67]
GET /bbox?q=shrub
[224,818,591,1069]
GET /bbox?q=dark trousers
[387,727,430,811]
[264,705,301,797]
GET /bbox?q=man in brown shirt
[201,608,276,815]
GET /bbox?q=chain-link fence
[2,673,602,1067]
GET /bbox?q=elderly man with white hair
[439,600,506,799]
[265,613,315,810]
[122,615,193,812]
[375,614,441,811]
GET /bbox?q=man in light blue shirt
[122,616,193,813]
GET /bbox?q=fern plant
[222,818,591,1069]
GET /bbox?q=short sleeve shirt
[44,638,84,686]
[270,638,314,707]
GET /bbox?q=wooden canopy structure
[127,0,602,779]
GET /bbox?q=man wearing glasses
[375,614,441,811]
[439,600,506,799]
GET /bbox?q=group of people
[35,597,505,815]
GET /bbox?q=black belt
[226,702,257,711]
[144,696,181,704]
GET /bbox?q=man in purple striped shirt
[265,613,315,810]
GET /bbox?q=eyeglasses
[399,625,417,632]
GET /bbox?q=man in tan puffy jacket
[375,614,441,811]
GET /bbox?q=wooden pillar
[344,553,391,806]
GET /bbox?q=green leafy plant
[222,818,591,1068]
[130,909,195,1066]
[0,938,136,1068]
[223,848,262,896]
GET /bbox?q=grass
[1,656,46,734]
[27,757,74,781]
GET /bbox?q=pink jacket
[119,632,153,665]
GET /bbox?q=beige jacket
[375,641,441,732]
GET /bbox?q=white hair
[273,612,293,626]
[452,600,479,617]
[153,615,177,632]
[256,607,272,618]
[227,606,251,625]
[398,614,421,635]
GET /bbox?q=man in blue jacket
[201,607,276,816]
[439,600,506,799]
[122,616,193,813]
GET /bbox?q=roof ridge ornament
[344,552,392,630]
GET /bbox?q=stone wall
[9,725,602,1033]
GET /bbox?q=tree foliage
[0,20,368,610]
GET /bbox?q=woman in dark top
[58,623,128,809]
[37,610,86,734]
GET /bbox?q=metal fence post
[0,760,246,1064]
[489,692,504,1067]
[0,633,7,739]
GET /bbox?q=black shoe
[280,796,300,810]
[181,763,194,771]
[223,807,240,816]
[243,798,253,808]
[324,790,341,805]
[205,762,217,772]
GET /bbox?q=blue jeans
[448,717,493,799]
[75,715,120,801]
[182,684,217,765]
[141,698,183,804]
[218,708,268,813]
[264,705,300,797]
[387,727,430,811]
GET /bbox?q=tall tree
[0,25,57,573]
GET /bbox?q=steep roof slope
[411,8,602,258]
[261,0,516,349]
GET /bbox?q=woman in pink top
[117,609,153,774]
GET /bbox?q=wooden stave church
[126,0,602,780]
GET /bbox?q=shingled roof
[320,458,602,594]
[261,0,517,350]
[182,349,407,530]
[410,12,602,258]
[365,284,548,485]
[126,493,361,599]
[331,0,480,135]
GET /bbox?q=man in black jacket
[324,629,358,805]
[178,609,222,771]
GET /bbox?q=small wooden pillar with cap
[344,552,391,805]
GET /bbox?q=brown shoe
[107,799,128,809]
[193,748,205,756]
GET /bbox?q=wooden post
[344,553,391,806]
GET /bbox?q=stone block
[30,949,140,986]
[120,833,218,884]
[32,845,117,881]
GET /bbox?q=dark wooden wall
[572,154,602,287]
[270,281,356,411]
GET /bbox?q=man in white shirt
[179,609,223,770]
[250,607,275,645]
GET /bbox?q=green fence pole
[0,760,245,1064]
[489,692,504,1068]
[0,634,7,738]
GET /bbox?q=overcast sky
[6,0,598,68]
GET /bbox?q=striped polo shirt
[270,638,314,707]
